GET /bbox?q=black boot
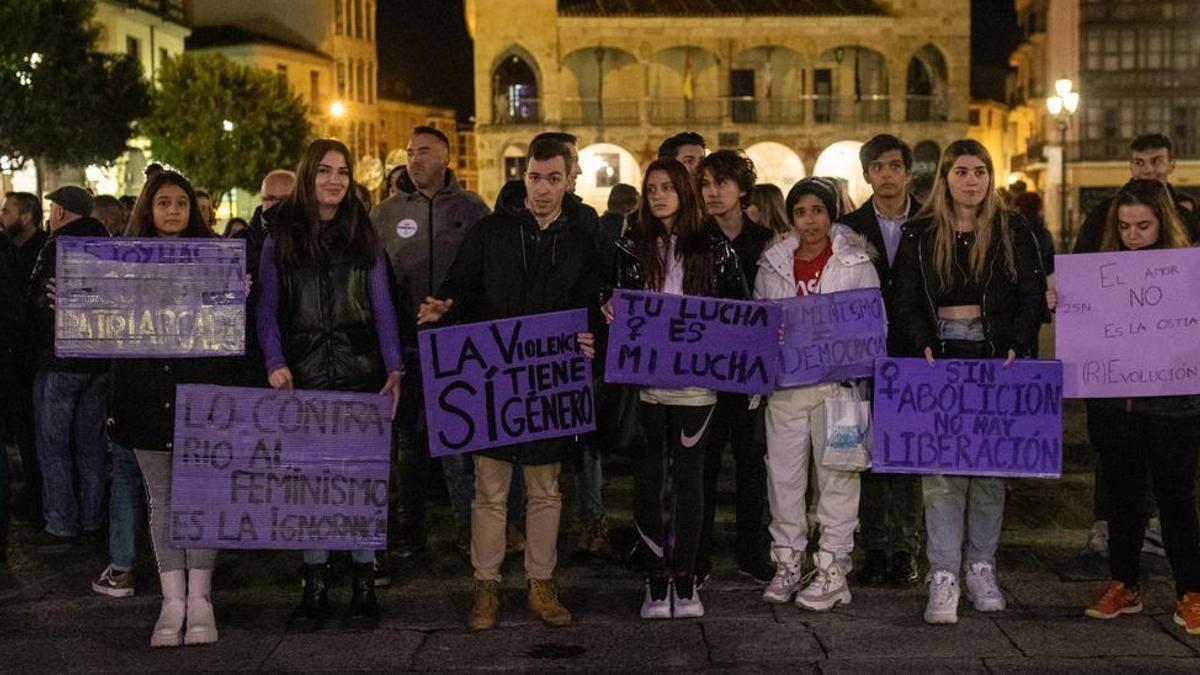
[342,562,379,630]
[289,564,330,633]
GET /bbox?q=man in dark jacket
[495,131,602,245]
[693,150,773,584]
[1,191,47,518]
[27,186,110,544]
[419,137,599,633]
[371,127,491,557]
[839,134,924,587]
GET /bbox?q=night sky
[376,0,1019,118]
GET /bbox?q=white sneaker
[965,562,1006,612]
[639,577,671,620]
[1084,520,1109,558]
[1142,517,1165,557]
[762,563,803,604]
[795,551,851,612]
[671,579,705,619]
[924,570,960,625]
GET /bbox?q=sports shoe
[964,562,1006,612]
[924,570,960,625]
[373,556,392,588]
[1084,520,1109,558]
[92,564,135,598]
[889,551,919,587]
[579,521,612,557]
[671,575,704,618]
[762,563,803,604]
[640,575,671,620]
[1173,592,1200,635]
[795,551,851,612]
[1084,580,1143,620]
[1142,517,1165,557]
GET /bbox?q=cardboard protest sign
[170,385,390,550]
[872,358,1063,479]
[777,288,887,387]
[55,237,245,358]
[418,309,595,457]
[604,290,783,396]
[1055,248,1200,398]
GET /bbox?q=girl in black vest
[257,139,403,631]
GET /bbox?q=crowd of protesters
[1,125,1198,647]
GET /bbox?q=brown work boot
[527,578,572,627]
[467,580,500,632]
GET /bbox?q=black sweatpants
[698,393,766,569]
[634,402,715,577]
[1095,410,1200,597]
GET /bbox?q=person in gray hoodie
[371,126,491,557]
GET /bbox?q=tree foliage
[0,0,150,168]
[140,54,312,202]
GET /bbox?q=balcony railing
[812,95,890,124]
[561,98,641,126]
[493,95,541,125]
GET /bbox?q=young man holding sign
[418,136,600,632]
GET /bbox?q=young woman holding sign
[892,140,1046,625]
[603,158,748,620]
[106,168,242,647]
[257,139,404,632]
[1064,179,1200,635]
[753,176,880,610]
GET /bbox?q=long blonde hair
[1100,178,1191,251]
[915,139,1014,290]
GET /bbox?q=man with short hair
[27,186,110,546]
[372,126,491,561]
[419,137,599,632]
[0,191,47,519]
[91,195,127,236]
[658,132,708,175]
[840,134,925,587]
[695,149,773,585]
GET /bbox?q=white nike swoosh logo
[635,523,664,560]
[680,407,715,449]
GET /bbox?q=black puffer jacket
[435,195,601,465]
[271,201,387,393]
[28,217,111,372]
[892,213,1047,358]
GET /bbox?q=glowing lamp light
[1046,97,1064,116]
[222,119,235,132]
[1054,78,1073,98]
[1063,92,1080,114]
[330,100,346,118]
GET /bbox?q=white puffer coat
[754,224,881,301]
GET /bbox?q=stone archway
[576,142,644,212]
[745,142,807,193]
[814,140,869,207]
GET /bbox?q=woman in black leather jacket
[601,158,747,621]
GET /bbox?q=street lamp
[330,100,346,119]
[1046,78,1079,249]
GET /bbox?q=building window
[335,0,344,35]
[310,70,320,113]
[968,109,980,126]
[354,0,363,39]
[337,61,346,97]
[126,36,140,60]
[356,60,365,103]
[366,2,374,42]
[368,63,374,103]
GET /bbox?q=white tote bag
[822,382,872,472]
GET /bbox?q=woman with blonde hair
[747,184,791,240]
[892,139,1047,625]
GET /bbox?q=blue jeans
[108,442,144,570]
[33,369,110,537]
[572,433,605,525]
[922,475,1005,575]
[304,549,374,564]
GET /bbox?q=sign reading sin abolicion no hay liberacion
[419,309,596,457]
[1055,248,1200,398]
[170,385,391,550]
[872,358,1064,479]
[55,237,245,358]
[605,289,783,396]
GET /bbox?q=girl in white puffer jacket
[754,177,881,612]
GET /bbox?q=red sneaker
[1174,592,1200,636]
[1084,580,1142,620]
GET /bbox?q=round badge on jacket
[396,219,419,239]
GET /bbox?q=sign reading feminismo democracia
[776,288,887,387]
[1055,248,1200,398]
[55,237,245,358]
[872,358,1064,479]
[418,309,596,457]
[605,289,783,396]
[170,385,391,550]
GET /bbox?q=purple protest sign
[604,289,783,396]
[777,288,887,387]
[1055,248,1200,398]
[871,358,1063,479]
[418,309,595,457]
[170,385,390,550]
[55,237,245,358]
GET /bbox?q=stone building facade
[466,0,970,209]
